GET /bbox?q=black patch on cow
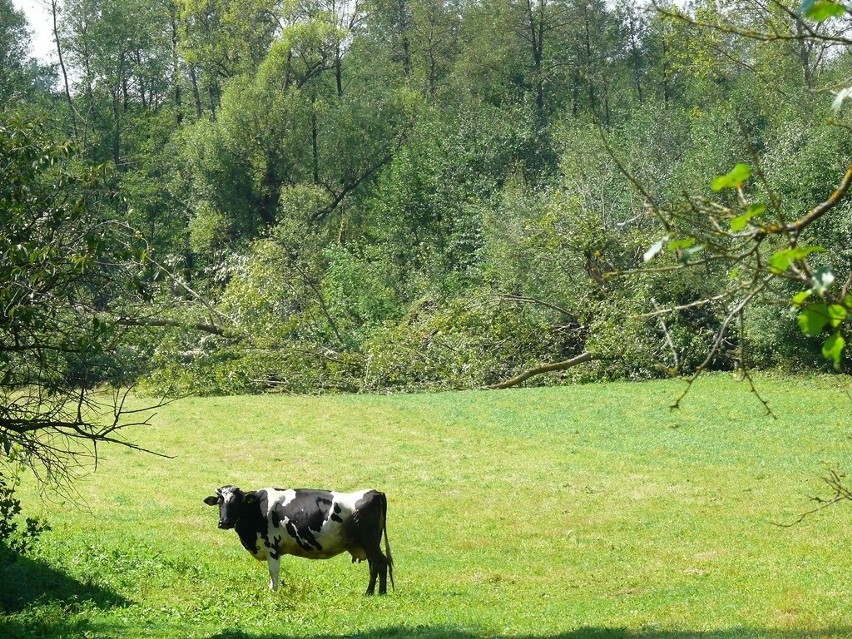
[346,490,393,595]
[227,489,266,557]
[273,490,335,552]
[284,519,309,551]
[331,502,343,523]
[269,534,282,559]
[345,491,386,563]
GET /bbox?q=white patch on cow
[329,489,372,561]
[330,489,372,514]
[252,533,269,560]
[264,488,295,513]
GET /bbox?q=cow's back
[264,488,373,559]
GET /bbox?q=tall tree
[177,0,279,115]
[0,0,35,103]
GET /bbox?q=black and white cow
[203,485,394,595]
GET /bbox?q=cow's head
[203,485,258,529]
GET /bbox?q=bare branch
[638,291,734,319]
[652,1,852,47]
[113,315,233,337]
[671,276,774,412]
[486,352,595,390]
[499,294,576,318]
[781,163,852,235]
[651,299,680,371]
[773,470,852,527]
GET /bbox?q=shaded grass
[4,374,852,638]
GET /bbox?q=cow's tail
[380,491,394,591]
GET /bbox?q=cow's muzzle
[218,520,235,530]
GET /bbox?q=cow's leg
[351,492,392,596]
[267,556,281,592]
[364,552,388,595]
[375,553,388,595]
[365,559,378,596]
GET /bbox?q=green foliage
[0,115,139,387]
[0,0,35,104]
[6,0,852,394]
[800,0,848,22]
[0,112,170,478]
[322,245,404,332]
[0,466,49,563]
[362,293,564,390]
[711,162,751,191]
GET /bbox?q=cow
[203,485,394,595]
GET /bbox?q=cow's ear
[203,495,218,506]
[244,492,257,505]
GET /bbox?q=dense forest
[2,0,851,410]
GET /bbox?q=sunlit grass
[3,373,852,638]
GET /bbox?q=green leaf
[768,246,825,274]
[712,163,751,191]
[667,237,696,251]
[768,250,792,274]
[798,303,829,337]
[822,332,845,370]
[730,203,765,232]
[827,304,848,327]
[793,245,825,259]
[791,290,812,307]
[801,0,847,22]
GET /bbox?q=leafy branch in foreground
[0,114,181,484]
[611,0,852,523]
[597,2,852,381]
[637,154,851,377]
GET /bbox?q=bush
[0,466,49,563]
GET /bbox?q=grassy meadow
[2,374,851,639]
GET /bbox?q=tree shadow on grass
[205,626,852,639]
[0,554,130,639]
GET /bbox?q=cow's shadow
[206,626,852,639]
[0,554,129,637]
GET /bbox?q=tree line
[1,0,850,424]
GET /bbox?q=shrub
[0,465,49,563]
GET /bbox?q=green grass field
[2,374,851,639]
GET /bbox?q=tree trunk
[190,66,202,117]
[311,92,320,185]
[51,0,78,142]
[171,11,183,122]
[524,0,546,120]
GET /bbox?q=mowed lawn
[3,374,852,639]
